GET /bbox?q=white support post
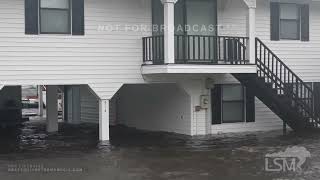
[244,0,256,64]
[46,85,58,133]
[38,85,44,117]
[161,0,178,64]
[99,99,110,141]
[248,7,256,64]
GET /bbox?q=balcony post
[161,0,178,64]
[244,0,256,64]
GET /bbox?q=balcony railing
[142,35,164,64]
[143,35,249,65]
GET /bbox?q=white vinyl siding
[1,0,319,135]
[117,84,192,135]
[79,85,99,123]
[0,0,151,99]
[201,0,286,134]
[211,75,284,134]
[256,0,320,82]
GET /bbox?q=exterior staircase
[233,38,319,132]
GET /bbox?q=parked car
[22,97,63,119]
[22,99,41,118]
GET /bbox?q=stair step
[265,84,273,89]
[271,89,278,94]
[272,88,284,95]
[257,77,266,82]
[278,94,289,99]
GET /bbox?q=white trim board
[141,64,257,74]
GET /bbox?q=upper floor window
[151,0,217,36]
[25,0,84,35]
[280,4,300,40]
[40,0,71,34]
[270,2,309,41]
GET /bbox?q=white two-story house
[1,0,320,141]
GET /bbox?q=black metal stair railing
[255,38,317,125]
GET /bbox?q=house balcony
[141,0,257,75]
[141,35,257,74]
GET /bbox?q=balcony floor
[141,64,257,75]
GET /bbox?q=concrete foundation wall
[143,74,285,135]
[178,79,210,136]
[117,84,192,135]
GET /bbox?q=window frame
[221,84,245,124]
[279,3,301,40]
[39,0,72,35]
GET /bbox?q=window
[212,84,255,124]
[270,2,309,41]
[222,85,245,123]
[151,0,217,36]
[40,0,71,34]
[280,4,300,40]
[25,0,84,35]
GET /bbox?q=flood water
[1,121,320,180]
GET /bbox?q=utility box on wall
[200,95,210,109]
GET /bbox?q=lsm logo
[265,146,311,172]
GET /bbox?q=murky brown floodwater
[0,121,320,180]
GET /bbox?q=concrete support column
[244,0,256,64]
[38,85,44,117]
[71,86,81,124]
[99,99,110,141]
[179,80,208,136]
[161,0,178,64]
[46,85,58,133]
